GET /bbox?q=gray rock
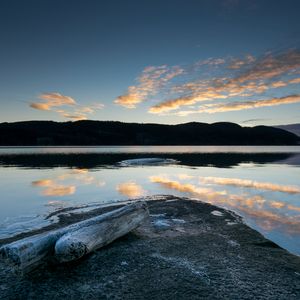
[0,196,299,299]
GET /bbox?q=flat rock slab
[1,196,300,299]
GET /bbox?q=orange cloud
[116,181,145,197]
[115,65,184,108]
[30,103,52,111]
[60,113,88,121]
[30,92,76,111]
[271,81,287,88]
[228,55,255,69]
[174,94,300,116]
[149,91,228,114]
[30,92,104,120]
[147,49,300,115]
[234,50,300,83]
[39,92,76,105]
[289,77,300,84]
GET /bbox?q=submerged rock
[118,158,179,166]
[0,196,300,299]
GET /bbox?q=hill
[275,124,300,137]
[0,121,299,146]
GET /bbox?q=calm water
[0,146,300,255]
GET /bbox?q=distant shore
[1,120,299,146]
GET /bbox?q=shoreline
[1,196,300,299]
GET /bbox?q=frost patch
[227,222,238,226]
[150,213,166,218]
[152,219,171,228]
[172,218,186,224]
[151,253,210,283]
[228,240,240,247]
[211,210,224,217]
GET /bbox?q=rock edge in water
[0,196,300,299]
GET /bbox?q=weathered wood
[0,201,148,272]
[0,230,63,272]
[54,201,149,262]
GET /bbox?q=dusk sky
[1,0,300,125]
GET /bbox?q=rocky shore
[1,196,300,299]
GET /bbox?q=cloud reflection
[150,175,300,234]
[116,181,145,198]
[200,176,300,194]
[42,185,76,196]
[32,169,105,197]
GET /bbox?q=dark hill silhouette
[275,123,300,137]
[0,120,299,146]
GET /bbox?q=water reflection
[149,174,300,253]
[32,179,76,196]
[200,176,300,194]
[116,182,146,198]
[1,152,300,169]
[0,147,300,255]
[31,169,105,197]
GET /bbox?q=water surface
[0,146,299,255]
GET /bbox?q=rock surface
[1,196,300,299]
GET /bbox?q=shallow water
[0,146,300,255]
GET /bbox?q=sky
[0,0,300,126]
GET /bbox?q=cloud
[200,176,300,194]
[39,92,76,105]
[60,113,88,121]
[114,65,184,108]
[174,94,300,116]
[289,77,300,84]
[228,55,256,69]
[149,91,228,114]
[30,93,76,111]
[233,50,300,83]
[241,118,271,124]
[116,181,145,197]
[145,49,300,115]
[30,92,104,120]
[30,103,53,111]
[195,58,226,67]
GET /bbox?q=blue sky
[1,0,300,125]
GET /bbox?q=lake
[0,146,300,255]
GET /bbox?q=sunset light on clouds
[1,0,300,126]
[1,1,300,296]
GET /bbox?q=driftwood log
[55,201,148,262]
[0,201,148,272]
